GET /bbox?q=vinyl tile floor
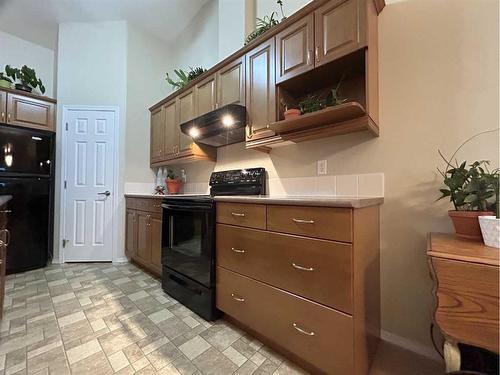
[0,262,444,375]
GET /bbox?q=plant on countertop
[166,169,177,180]
[437,128,500,242]
[165,66,207,90]
[165,169,183,194]
[245,0,286,45]
[5,65,45,94]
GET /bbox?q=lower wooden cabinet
[0,199,10,318]
[125,197,163,276]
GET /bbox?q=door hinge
[65,122,68,131]
[64,180,67,189]
[62,239,68,248]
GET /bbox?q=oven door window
[164,209,213,288]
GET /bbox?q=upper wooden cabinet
[177,88,196,153]
[245,38,276,140]
[163,99,178,157]
[314,0,365,67]
[0,89,56,132]
[195,74,217,116]
[217,56,245,107]
[276,14,314,83]
[150,105,164,163]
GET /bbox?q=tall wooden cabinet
[150,105,164,163]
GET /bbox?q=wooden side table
[427,233,499,372]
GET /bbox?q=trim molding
[381,330,442,362]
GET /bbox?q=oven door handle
[162,203,213,211]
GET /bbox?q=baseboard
[113,257,129,264]
[381,329,442,362]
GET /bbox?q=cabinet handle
[231,212,245,217]
[7,113,11,122]
[231,293,245,302]
[315,46,320,62]
[307,49,312,65]
[292,323,315,336]
[0,210,12,214]
[231,247,245,254]
[292,218,314,224]
[292,262,314,272]
[1,112,4,121]
[1,229,10,246]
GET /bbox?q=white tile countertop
[213,195,383,208]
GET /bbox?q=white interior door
[64,108,116,261]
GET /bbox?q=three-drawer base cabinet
[215,202,380,374]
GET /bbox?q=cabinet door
[7,93,55,131]
[125,209,137,258]
[217,57,245,107]
[314,0,363,67]
[195,74,216,116]
[163,99,178,158]
[149,213,163,274]
[276,14,314,83]
[245,38,276,140]
[136,212,151,263]
[150,106,164,164]
[0,91,6,123]
[177,89,195,152]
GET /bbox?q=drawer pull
[231,247,245,253]
[292,262,314,272]
[231,293,245,302]
[1,229,10,246]
[292,218,315,224]
[231,212,245,217]
[293,323,315,336]
[0,210,12,214]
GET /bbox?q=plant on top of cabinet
[245,0,286,46]
[0,72,12,89]
[5,65,45,94]
[165,67,207,90]
[437,129,499,241]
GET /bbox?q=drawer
[149,199,163,213]
[216,202,266,229]
[216,267,354,374]
[125,198,136,210]
[217,224,352,313]
[134,198,163,213]
[267,205,352,242]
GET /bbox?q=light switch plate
[317,160,327,175]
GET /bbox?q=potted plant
[0,73,12,89]
[165,66,207,90]
[438,130,498,241]
[5,65,46,94]
[478,169,500,248]
[165,169,183,194]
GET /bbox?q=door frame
[58,105,121,263]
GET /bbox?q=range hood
[180,104,247,147]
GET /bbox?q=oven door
[161,200,215,288]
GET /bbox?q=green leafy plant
[326,72,348,107]
[0,72,12,83]
[5,65,45,93]
[437,129,499,217]
[166,169,177,180]
[245,1,286,45]
[298,94,325,114]
[165,67,207,90]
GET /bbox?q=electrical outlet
[317,160,327,175]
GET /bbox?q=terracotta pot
[284,108,301,120]
[166,179,183,194]
[448,210,495,241]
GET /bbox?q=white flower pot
[479,216,500,248]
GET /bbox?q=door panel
[125,209,137,258]
[217,57,245,107]
[163,100,178,158]
[6,93,55,131]
[64,109,115,261]
[0,91,6,123]
[196,74,216,116]
[276,14,314,83]
[177,90,195,152]
[150,213,162,273]
[314,0,362,66]
[136,212,151,263]
[245,38,276,140]
[150,106,164,163]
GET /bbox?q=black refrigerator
[0,125,54,274]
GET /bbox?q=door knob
[98,191,111,197]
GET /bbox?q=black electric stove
[161,168,265,320]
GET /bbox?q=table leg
[444,340,461,373]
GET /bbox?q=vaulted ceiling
[0,0,211,50]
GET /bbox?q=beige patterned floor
[0,262,444,375]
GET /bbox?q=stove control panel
[209,168,266,195]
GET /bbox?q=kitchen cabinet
[0,88,56,131]
[0,198,10,318]
[195,74,217,116]
[150,105,164,163]
[245,38,276,141]
[163,99,178,157]
[314,0,364,67]
[216,201,380,375]
[177,88,196,153]
[275,14,314,83]
[217,56,245,107]
[126,197,163,277]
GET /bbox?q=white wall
[0,30,56,97]
[218,0,246,60]
[256,0,312,20]
[55,21,128,262]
